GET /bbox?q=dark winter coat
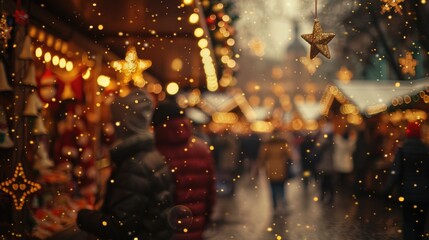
[386,138,429,203]
[77,132,173,240]
[154,118,216,240]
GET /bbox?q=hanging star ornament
[0,163,41,210]
[399,52,417,76]
[111,46,152,88]
[301,19,335,59]
[380,0,404,15]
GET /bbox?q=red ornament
[13,9,29,25]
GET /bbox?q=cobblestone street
[204,172,421,240]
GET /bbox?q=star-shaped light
[399,52,417,76]
[300,56,322,75]
[0,163,41,210]
[380,0,404,15]
[0,13,12,49]
[111,46,152,88]
[301,20,335,59]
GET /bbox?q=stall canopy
[11,0,215,89]
[322,78,429,116]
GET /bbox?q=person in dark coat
[385,121,429,240]
[73,88,174,240]
[152,100,216,240]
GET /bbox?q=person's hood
[110,88,153,140]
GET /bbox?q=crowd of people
[46,86,429,240]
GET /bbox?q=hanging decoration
[0,105,13,148]
[13,0,29,26]
[111,46,152,88]
[301,0,335,59]
[0,163,41,210]
[0,11,12,52]
[23,92,43,117]
[399,51,417,76]
[19,35,33,60]
[22,63,37,86]
[38,68,57,102]
[380,0,404,15]
[0,60,12,91]
[33,142,54,172]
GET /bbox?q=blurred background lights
[97,75,111,88]
[59,58,66,68]
[183,0,193,5]
[166,82,180,95]
[194,28,204,38]
[44,52,52,62]
[52,55,59,66]
[35,47,43,58]
[189,13,199,24]
[171,58,183,71]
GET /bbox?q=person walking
[314,122,335,205]
[385,121,429,240]
[152,100,216,240]
[255,129,292,214]
[48,87,174,240]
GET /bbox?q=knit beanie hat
[151,100,184,127]
[406,121,421,138]
[110,88,153,140]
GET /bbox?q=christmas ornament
[380,0,404,15]
[0,163,41,210]
[0,106,13,148]
[33,116,48,135]
[13,0,29,26]
[111,46,152,88]
[399,52,417,76]
[0,60,12,91]
[301,0,335,59]
[19,35,33,60]
[33,142,54,172]
[38,68,57,102]
[23,92,43,117]
[22,63,37,86]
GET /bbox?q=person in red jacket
[152,100,216,240]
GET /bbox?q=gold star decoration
[300,56,322,75]
[111,46,152,88]
[0,13,12,50]
[399,52,417,76]
[301,19,335,59]
[380,0,404,15]
[0,163,41,210]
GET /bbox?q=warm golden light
[82,68,91,80]
[66,61,74,71]
[59,58,66,68]
[97,75,111,88]
[198,39,208,49]
[171,58,183,71]
[166,82,180,95]
[194,28,204,38]
[183,0,193,5]
[189,13,199,24]
[44,52,52,62]
[52,55,59,66]
[35,47,43,58]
